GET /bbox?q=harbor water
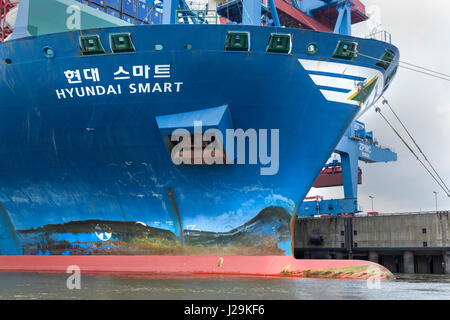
[0,272,449,300]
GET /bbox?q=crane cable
[375,106,450,197]
[347,50,450,82]
[382,97,450,196]
[392,59,450,79]
[346,47,450,195]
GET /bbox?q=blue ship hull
[0,24,398,256]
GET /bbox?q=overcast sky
[306,0,450,213]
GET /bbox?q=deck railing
[175,9,218,25]
[365,30,392,44]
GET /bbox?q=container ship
[0,0,398,279]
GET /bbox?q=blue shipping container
[122,0,137,17]
[88,2,104,11]
[122,14,136,24]
[106,7,121,18]
[90,0,106,6]
[107,0,122,11]
[151,9,162,24]
[137,0,150,22]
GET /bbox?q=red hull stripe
[0,256,393,280]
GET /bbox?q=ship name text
[55,65,183,100]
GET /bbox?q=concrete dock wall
[294,212,450,274]
[352,213,449,248]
